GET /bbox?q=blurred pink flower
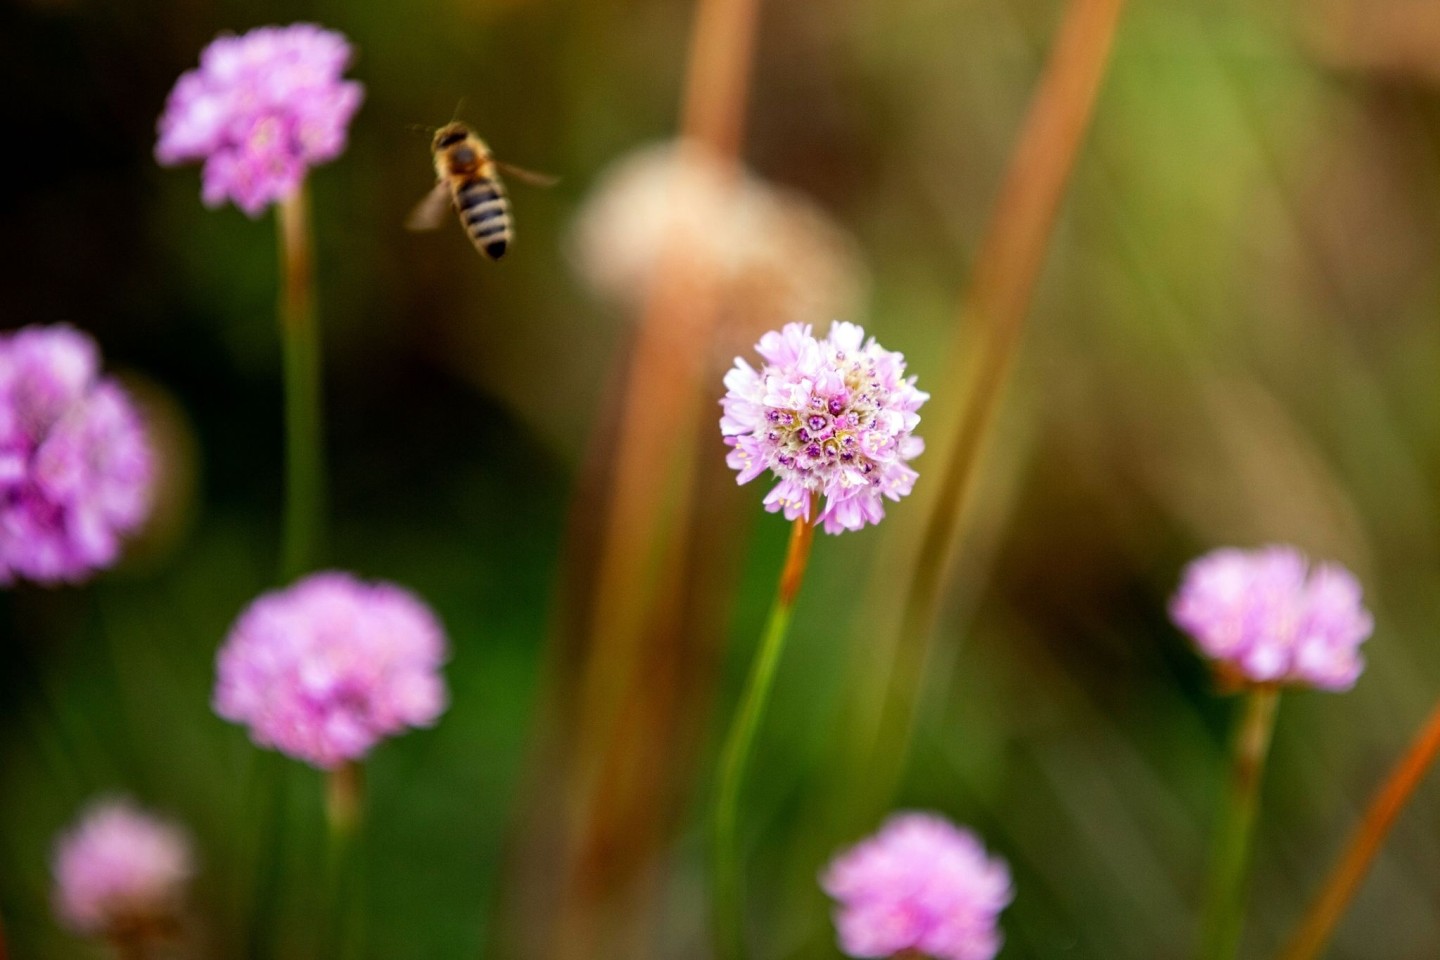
[822,812,1013,960]
[215,571,449,768]
[1171,546,1374,691]
[721,321,928,534]
[0,325,153,585]
[52,799,193,938]
[156,23,364,216]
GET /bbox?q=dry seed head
[568,140,867,337]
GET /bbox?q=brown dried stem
[1278,697,1440,960]
[547,0,764,954]
[574,0,761,771]
[861,0,1128,801]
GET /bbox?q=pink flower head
[52,799,193,938]
[156,23,364,216]
[0,325,154,585]
[1170,545,1373,691]
[214,571,449,768]
[721,321,928,534]
[822,812,1013,960]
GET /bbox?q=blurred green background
[5,0,1440,958]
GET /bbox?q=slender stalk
[277,180,324,581]
[323,762,364,958]
[251,182,325,960]
[575,0,760,755]
[1199,686,1281,960]
[678,0,759,154]
[713,510,816,960]
[1278,698,1440,960]
[327,760,364,841]
[546,0,764,950]
[860,0,1128,800]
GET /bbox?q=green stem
[277,180,324,580]
[713,510,816,960]
[327,759,364,843]
[1200,686,1281,960]
[323,762,364,958]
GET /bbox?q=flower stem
[1278,697,1440,960]
[326,760,364,841]
[713,510,816,960]
[1199,686,1281,960]
[277,180,324,581]
[323,762,363,958]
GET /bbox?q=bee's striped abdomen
[456,177,511,260]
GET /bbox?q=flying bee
[407,121,556,261]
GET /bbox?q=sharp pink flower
[1170,545,1373,691]
[822,812,1013,960]
[0,325,154,585]
[156,23,364,216]
[214,571,449,768]
[721,321,928,534]
[52,799,193,939]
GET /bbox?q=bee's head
[433,122,471,151]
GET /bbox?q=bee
[407,121,555,261]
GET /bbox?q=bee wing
[405,182,452,231]
[495,161,560,188]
